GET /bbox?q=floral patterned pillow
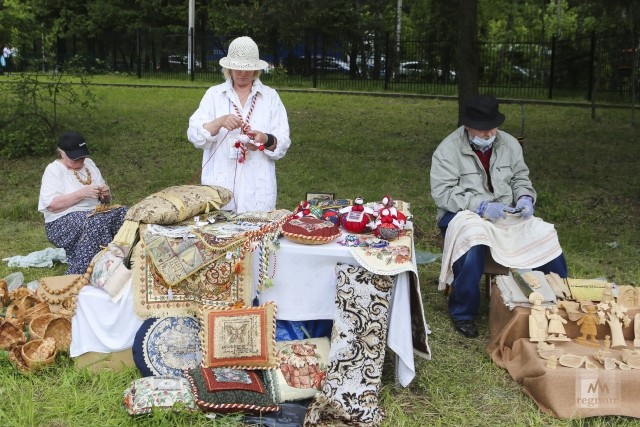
[269,337,330,402]
[122,375,197,416]
[89,245,131,301]
[304,263,393,427]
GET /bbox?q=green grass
[0,77,639,426]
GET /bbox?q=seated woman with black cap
[38,131,127,274]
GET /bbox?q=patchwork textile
[131,241,252,319]
[304,263,393,427]
[185,367,280,414]
[200,303,277,370]
[122,376,197,416]
[438,210,563,291]
[133,316,202,378]
[140,223,249,288]
[348,229,415,276]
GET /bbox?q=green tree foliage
[0,64,96,158]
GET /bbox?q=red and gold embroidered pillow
[199,303,277,370]
[184,367,280,414]
[281,217,341,245]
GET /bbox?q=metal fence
[17,30,640,105]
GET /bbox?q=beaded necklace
[73,167,92,185]
[231,94,258,163]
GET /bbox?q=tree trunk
[457,0,480,126]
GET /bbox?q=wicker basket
[23,301,51,325]
[8,287,32,302]
[21,338,57,370]
[8,294,42,320]
[0,320,26,350]
[28,314,72,351]
[0,279,9,307]
[29,313,58,340]
[8,344,29,373]
[45,317,72,351]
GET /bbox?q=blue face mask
[471,135,495,151]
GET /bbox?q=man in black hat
[430,95,568,338]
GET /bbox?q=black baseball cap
[58,131,90,160]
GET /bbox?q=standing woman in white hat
[187,36,291,213]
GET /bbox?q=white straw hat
[219,36,268,71]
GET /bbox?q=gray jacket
[430,126,536,222]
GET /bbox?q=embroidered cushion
[122,376,197,416]
[185,367,280,414]
[124,185,233,225]
[281,217,341,245]
[304,263,393,427]
[113,184,233,247]
[89,245,131,302]
[271,337,330,402]
[199,303,277,369]
[132,316,202,378]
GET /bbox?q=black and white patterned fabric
[304,263,393,427]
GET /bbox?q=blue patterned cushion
[133,316,202,378]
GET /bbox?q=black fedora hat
[58,131,90,160]
[461,95,505,130]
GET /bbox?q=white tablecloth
[253,230,430,387]
[70,281,144,357]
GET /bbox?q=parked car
[395,60,455,81]
[314,58,350,73]
[162,55,202,69]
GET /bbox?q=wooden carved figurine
[605,302,630,349]
[600,282,614,303]
[528,292,548,342]
[575,304,600,348]
[546,306,570,341]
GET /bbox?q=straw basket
[23,301,51,325]
[29,313,58,340]
[46,317,71,351]
[0,320,26,350]
[0,279,9,307]
[29,314,72,351]
[8,294,42,321]
[21,338,57,370]
[8,344,29,373]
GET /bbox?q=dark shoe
[452,319,478,338]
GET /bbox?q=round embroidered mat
[133,316,202,377]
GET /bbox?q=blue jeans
[439,212,568,321]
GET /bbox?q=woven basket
[0,320,26,350]
[21,338,57,370]
[45,317,72,351]
[8,294,42,320]
[23,301,51,325]
[8,344,29,373]
[8,287,33,302]
[29,313,58,340]
[0,279,9,307]
[29,314,72,351]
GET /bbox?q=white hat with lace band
[219,36,268,71]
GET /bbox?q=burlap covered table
[488,283,640,419]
